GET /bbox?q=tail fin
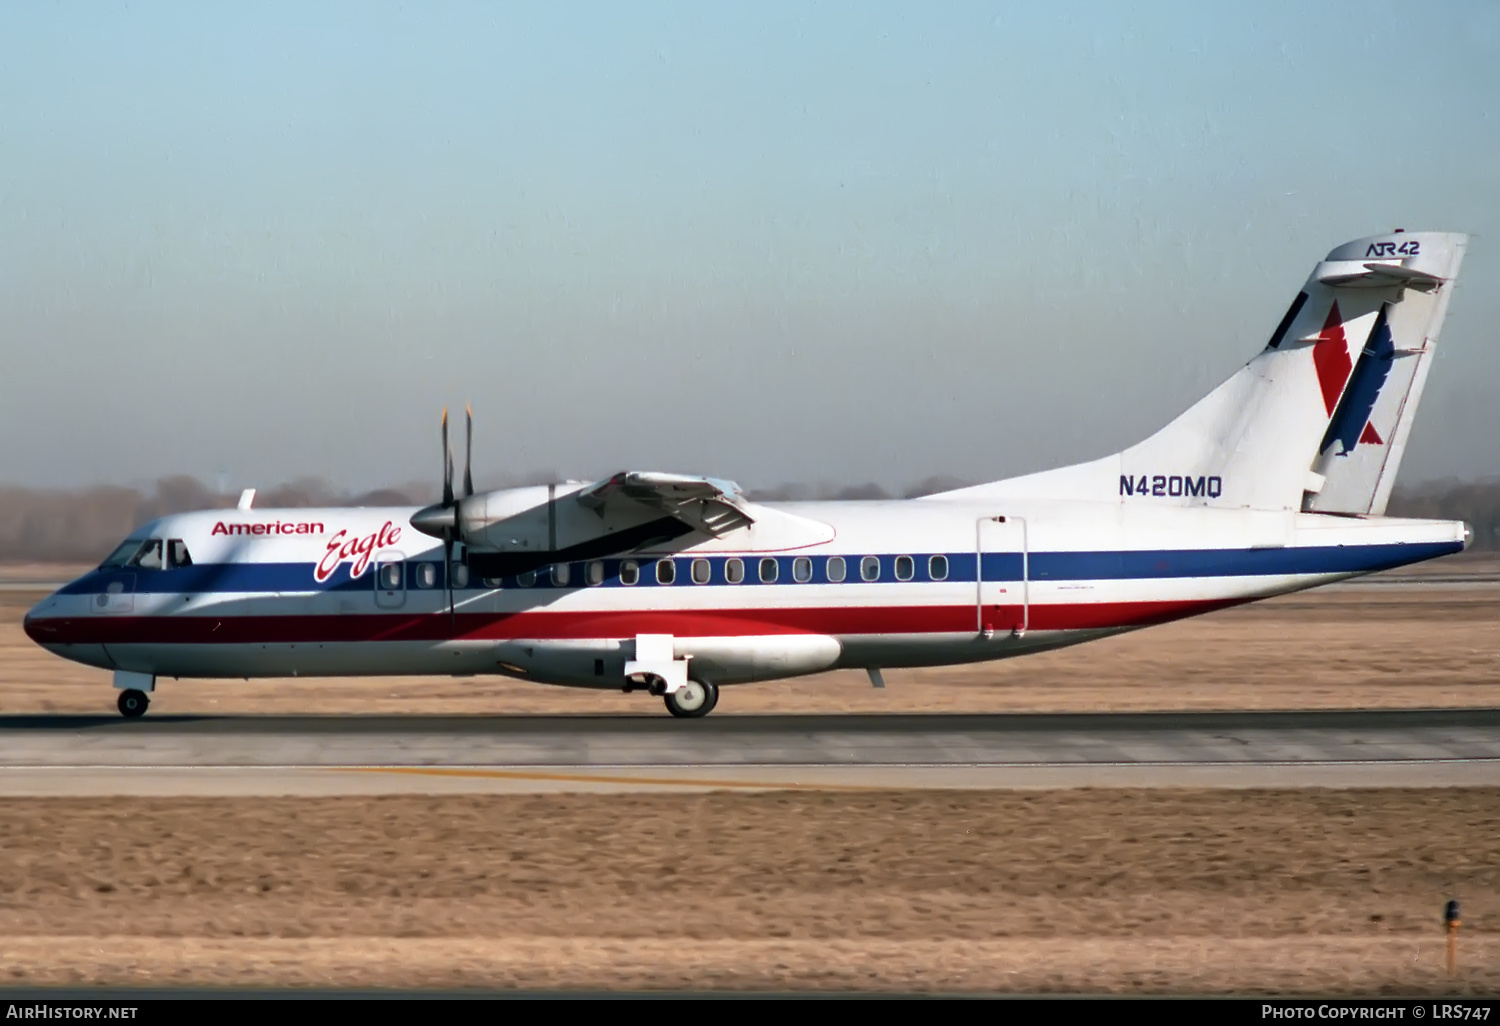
[927,231,1468,512]
[1305,234,1468,514]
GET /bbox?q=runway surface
[2,709,1498,794]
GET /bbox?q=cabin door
[374,555,407,609]
[975,516,1028,637]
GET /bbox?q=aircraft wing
[456,471,765,578]
[576,472,755,537]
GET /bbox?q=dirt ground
[5,573,1498,715]
[0,790,1496,993]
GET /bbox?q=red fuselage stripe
[27,599,1243,646]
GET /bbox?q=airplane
[24,231,1473,719]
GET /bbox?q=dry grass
[0,790,1495,993]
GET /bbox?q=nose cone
[20,578,116,670]
[1462,521,1474,550]
[23,592,62,646]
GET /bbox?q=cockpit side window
[126,539,164,570]
[167,539,193,569]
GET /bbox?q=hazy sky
[3,2,1498,494]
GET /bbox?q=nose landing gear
[116,689,150,719]
[663,679,718,719]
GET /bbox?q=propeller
[441,407,454,508]
[410,405,476,628]
[464,403,474,500]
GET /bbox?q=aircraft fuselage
[24,498,1467,688]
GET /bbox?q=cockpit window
[167,539,193,568]
[100,536,185,570]
[126,539,163,570]
[100,539,146,568]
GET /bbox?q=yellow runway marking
[341,765,875,791]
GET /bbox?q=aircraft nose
[22,593,61,645]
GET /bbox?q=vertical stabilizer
[926,231,1468,512]
[1305,233,1468,514]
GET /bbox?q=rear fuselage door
[976,516,1027,637]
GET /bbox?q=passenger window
[826,556,846,583]
[416,563,438,589]
[517,570,537,587]
[929,555,949,581]
[451,562,469,588]
[657,559,676,585]
[691,558,711,584]
[378,562,403,590]
[587,561,605,586]
[620,561,639,586]
[895,555,914,581]
[128,539,164,570]
[482,577,503,589]
[167,539,193,568]
[759,558,778,583]
[861,556,880,581]
[793,557,812,583]
[551,563,571,587]
[725,558,745,584]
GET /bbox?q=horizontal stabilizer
[1316,260,1445,291]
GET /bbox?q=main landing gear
[623,669,720,718]
[663,679,718,719]
[117,689,150,719]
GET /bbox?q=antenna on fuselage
[237,489,256,511]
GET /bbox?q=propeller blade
[463,403,474,498]
[441,407,454,507]
[444,537,455,628]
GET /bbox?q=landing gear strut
[117,689,150,719]
[664,680,718,719]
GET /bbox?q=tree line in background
[0,477,429,564]
[0,475,1495,564]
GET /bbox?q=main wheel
[117,689,149,719]
[664,680,718,718]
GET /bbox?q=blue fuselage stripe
[57,541,1462,596]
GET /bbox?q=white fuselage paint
[24,499,1468,689]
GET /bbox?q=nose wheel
[664,680,718,718]
[116,689,150,719]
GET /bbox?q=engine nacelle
[456,484,688,577]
